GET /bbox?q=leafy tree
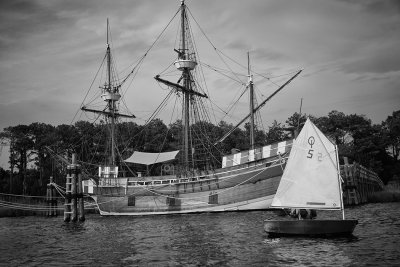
[29,122,56,193]
[285,112,310,138]
[384,110,400,161]
[0,167,10,193]
[1,125,33,194]
[217,121,247,153]
[266,120,288,144]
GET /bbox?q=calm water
[1,202,399,266]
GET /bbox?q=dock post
[46,178,51,217]
[64,167,72,222]
[47,176,57,216]
[78,169,85,221]
[51,176,57,216]
[64,153,85,222]
[71,154,78,222]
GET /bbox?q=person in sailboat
[289,208,317,219]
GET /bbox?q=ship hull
[89,156,286,216]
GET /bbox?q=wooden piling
[64,153,84,222]
[46,176,57,216]
[51,178,57,216]
[46,179,51,217]
[64,171,72,222]
[78,170,85,221]
[71,154,78,222]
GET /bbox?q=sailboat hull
[264,219,358,237]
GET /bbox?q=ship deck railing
[97,152,289,188]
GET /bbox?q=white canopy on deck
[124,150,179,166]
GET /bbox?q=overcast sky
[1,0,400,168]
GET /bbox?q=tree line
[0,109,399,196]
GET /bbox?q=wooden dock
[341,158,384,205]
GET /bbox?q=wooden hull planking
[90,159,285,215]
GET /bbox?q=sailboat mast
[248,52,255,150]
[335,144,346,220]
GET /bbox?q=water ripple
[1,203,400,266]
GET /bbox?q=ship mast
[106,19,117,166]
[81,19,135,167]
[155,0,208,176]
[248,52,255,150]
[181,0,190,175]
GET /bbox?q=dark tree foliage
[1,109,399,194]
[384,110,400,161]
[0,167,10,193]
[266,120,289,144]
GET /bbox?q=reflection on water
[264,237,356,266]
[1,202,399,266]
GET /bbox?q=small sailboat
[264,118,358,236]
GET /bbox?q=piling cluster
[46,176,57,216]
[64,154,85,222]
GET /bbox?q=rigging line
[118,95,177,175]
[200,62,246,85]
[146,89,174,123]
[190,100,221,165]
[0,202,63,211]
[51,182,66,191]
[253,86,265,133]
[254,69,303,88]
[201,63,248,78]
[185,13,212,107]
[120,54,146,96]
[147,96,178,174]
[120,8,181,85]
[117,90,173,157]
[191,123,221,165]
[0,192,46,198]
[195,64,246,120]
[0,200,58,209]
[114,95,170,157]
[193,68,218,124]
[220,84,248,122]
[157,62,176,77]
[71,53,107,125]
[69,111,104,153]
[253,69,300,88]
[186,7,245,86]
[108,22,120,80]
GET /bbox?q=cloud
[0,0,399,137]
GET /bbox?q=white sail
[271,118,342,210]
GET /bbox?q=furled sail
[271,118,342,210]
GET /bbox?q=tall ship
[80,0,302,215]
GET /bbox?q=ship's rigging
[74,0,302,178]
